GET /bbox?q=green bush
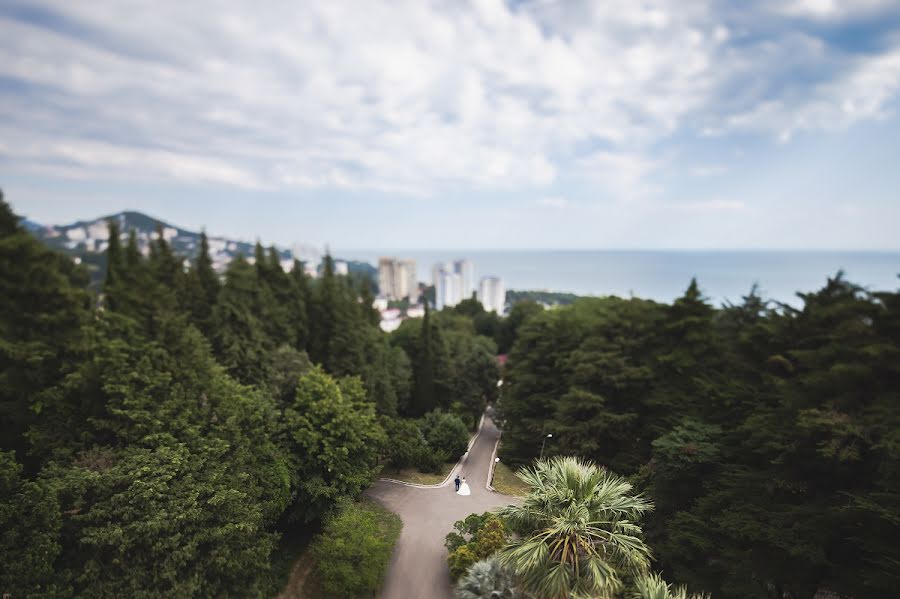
[311,500,402,597]
[446,512,510,581]
[418,447,451,473]
[381,417,430,470]
[448,545,479,582]
[420,410,470,458]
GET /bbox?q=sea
[343,250,900,307]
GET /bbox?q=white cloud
[0,1,725,194]
[679,199,746,212]
[577,151,661,199]
[538,196,568,209]
[719,45,900,141]
[0,0,898,197]
[690,165,728,177]
[773,0,898,21]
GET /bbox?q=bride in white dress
[457,477,471,496]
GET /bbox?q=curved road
[366,414,517,599]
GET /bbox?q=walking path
[365,413,516,599]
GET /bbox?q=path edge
[377,412,486,489]
[485,433,501,491]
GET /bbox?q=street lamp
[539,433,553,460]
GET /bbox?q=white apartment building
[434,259,478,310]
[436,269,462,310]
[455,259,475,301]
[378,257,419,301]
[479,276,506,315]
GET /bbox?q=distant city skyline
[3,2,900,250]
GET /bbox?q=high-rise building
[378,257,418,301]
[437,269,462,310]
[478,276,506,315]
[401,259,419,303]
[455,259,475,301]
[434,259,476,309]
[431,262,446,287]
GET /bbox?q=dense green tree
[380,417,429,470]
[420,410,471,458]
[284,368,385,523]
[499,274,900,598]
[0,450,62,596]
[495,300,544,354]
[413,299,438,415]
[267,344,313,406]
[0,192,409,597]
[103,219,124,309]
[308,254,367,376]
[441,330,501,428]
[210,255,272,386]
[0,198,89,461]
[183,230,220,337]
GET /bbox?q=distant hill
[28,211,376,288]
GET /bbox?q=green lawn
[380,462,456,485]
[491,460,531,497]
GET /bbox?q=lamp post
[539,433,553,460]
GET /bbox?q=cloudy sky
[2,0,900,250]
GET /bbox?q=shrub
[311,500,402,598]
[418,446,451,473]
[455,557,518,599]
[381,418,429,470]
[446,513,510,581]
[448,545,479,581]
[420,410,470,457]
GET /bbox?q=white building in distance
[436,269,462,310]
[455,259,475,301]
[292,242,322,276]
[434,259,477,309]
[479,276,506,315]
[378,257,419,302]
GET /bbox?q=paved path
[366,414,517,599]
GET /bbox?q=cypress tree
[185,230,220,337]
[104,220,123,311]
[196,231,221,308]
[290,259,311,350]
[0,195,88,461]
[413,298,436,415]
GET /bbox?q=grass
[302,497,403,599]
[491,460,531,497]
[380,462,456,485]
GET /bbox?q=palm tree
[632,572,710,599]
[455,557,519,599]
[495,456,653,599]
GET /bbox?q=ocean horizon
[343,249,900,307]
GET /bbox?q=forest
[4,185,899,598]
[0,194,499,596]
[498,276,900,598]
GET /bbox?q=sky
[1,0,900,250]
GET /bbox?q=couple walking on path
[454,474,470,496]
